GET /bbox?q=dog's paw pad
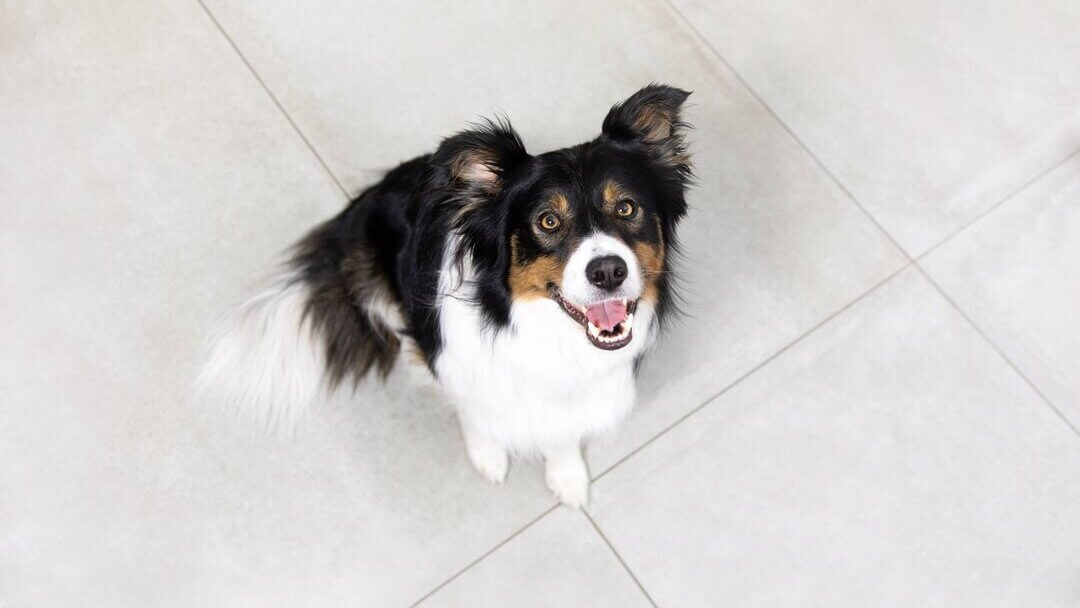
[467,443,509,484]
[546,460,589,509]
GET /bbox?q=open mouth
[553,290,638,350]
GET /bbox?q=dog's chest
[433,297,653,448]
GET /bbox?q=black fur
[289,84,692,386]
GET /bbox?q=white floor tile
[202,0,716,194]
[590,268,1080,607]
[416,509,652,608]
[670,0,1080,254]
[203,0,907,476]
[922,153,1080,428]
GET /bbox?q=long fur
[436,235,657,453]
[197,272,325,431]
[197,84,693,505]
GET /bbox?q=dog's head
[434,84,692,350]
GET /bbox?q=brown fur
[550,192,570,215]
[511,187,665,304]
[602,180,646,231]
[508,234,565,300]
[634,217,666,303]
[338,247,402,377]
[602,180,624,208]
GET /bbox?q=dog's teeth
[624,313,634,330]
[588,322,601,337]
[621,298,627,306]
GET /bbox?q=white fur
[545,445,590,509]
[361,280,406,332]
[197,272,325,432]
[435,234,655,506]
[200,234,655,507]
[560,232,644,307]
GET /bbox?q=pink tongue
[585,300,627,332]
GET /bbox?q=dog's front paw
[467,441,509,484]
[545,453,589,508]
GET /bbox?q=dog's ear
[602,84,691,169]
[433,118,530,206]
[433,119,529,313]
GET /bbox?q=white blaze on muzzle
[560,232,643,306]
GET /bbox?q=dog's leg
[544,442,589,508]
[459,418,509,484]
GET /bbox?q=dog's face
[505,152,675,350]
[435,85,691,350]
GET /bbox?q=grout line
[914,265,1080,439]
[660,0,913,262]
[193,0,351,200]
[406,504,559,607]
[196,4,1080,602]
[583,510,659,607]
[593,260,912,483]
[915,146,1080,261]
[408,267,915,606]
[659,0,1080,444]
[421,263,911,606]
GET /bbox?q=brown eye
[538,212,561,231]
[616,199,636,218]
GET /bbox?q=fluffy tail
[198,194,409,430]
[197,273,327,431]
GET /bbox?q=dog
[199,84,692,507]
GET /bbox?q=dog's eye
[538,212,561,232]
[615,199,636,218]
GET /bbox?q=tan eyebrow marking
[602,180,626,210]
[550,192,570,214]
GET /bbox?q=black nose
[585,255,628,291]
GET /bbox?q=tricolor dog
[200,84,693,507]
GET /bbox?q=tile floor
[2,1,1078,606]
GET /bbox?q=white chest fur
[433,255,655,455]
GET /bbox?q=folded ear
[602,84,691,169]
[433,118,530,203]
